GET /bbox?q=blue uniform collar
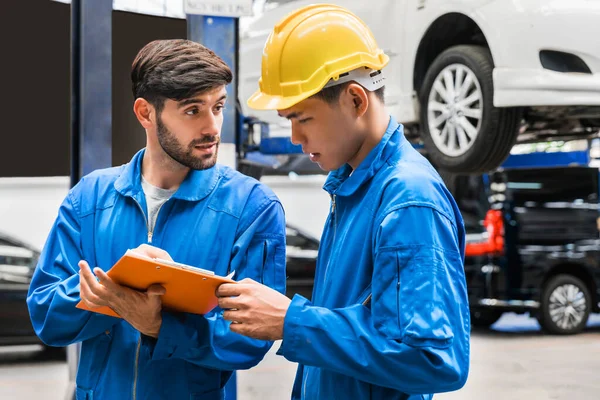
[323,116,405,196]
[114,148,220,201]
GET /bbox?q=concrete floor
[1,313,599,400]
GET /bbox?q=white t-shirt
[141,176,176,234]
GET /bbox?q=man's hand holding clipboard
[77,244,236,338]
[78,252,166,338]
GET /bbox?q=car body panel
[239,0,600,127]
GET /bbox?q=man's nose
[290,125,305,147]
[202,112,220,137]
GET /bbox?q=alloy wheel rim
[427,64,483,157]
[549,283,587,330]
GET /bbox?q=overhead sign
[184,0,253,17]
[52,0,255,19]
[52,0,185,18]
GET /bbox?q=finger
[222,309,243,323]
[80,274,107,307]
[79,261,105,295]
[93,267,120,292]
[218,296,244,310]
[147,284,166,296]
[132,244,173,261]
[238,277,258,285]
[79,272,93,300]
[79,263,117,306]
[94,267,111,284]
[228,322,251,337]
[93,268,138,308]
[216,283,248,297]
[79,260,96,282]
[81,296,105,309]
[78,260,97,284]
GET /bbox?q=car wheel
[470,308,503,329]
[419,45,521,173]
[538,274,591,335]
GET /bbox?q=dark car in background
[446,166,600,335]
[0,232,41,346]
[285,224,319,300]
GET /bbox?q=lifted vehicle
[239,0,600,173]
[450,166,600,334]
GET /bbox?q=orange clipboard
[76,250,236,318]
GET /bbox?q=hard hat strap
[323,67,386,92]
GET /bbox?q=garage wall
[0,177,69,250]
[0,0,186,178]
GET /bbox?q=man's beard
[156,114,220,170]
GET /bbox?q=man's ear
[133,98,155,129]
[345,83,369,118]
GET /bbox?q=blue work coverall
[27,149,286,400]
[278,117,470,399]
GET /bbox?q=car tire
[538,274,591,335]
[470,308,503,329]
[419,45,521,173]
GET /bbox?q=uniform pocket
[396,248,455,348]
[246,236,286,293]
[373,247,455,349]
[245,238,267,284]
[371,249,400,339]
[75,330,113,392]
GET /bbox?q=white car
[239,0,600,172]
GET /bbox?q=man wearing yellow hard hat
[217,4,470,399]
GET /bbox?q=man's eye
[215,105,225,112]
[185,108,199,116]
[298,118,312,124]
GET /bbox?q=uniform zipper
[133,199,152,243]
[362,293,372,306]
[132,335,141,400]
[131,196,167,397]
[133,197,167,243]
[322,195,337,287]
[332,194,337,241]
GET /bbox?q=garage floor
[1,313,599,400]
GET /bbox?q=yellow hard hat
[247,4,389,110]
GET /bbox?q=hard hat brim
[247,89,313,111]
[247,55,390,111]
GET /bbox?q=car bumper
[494,68,600,107]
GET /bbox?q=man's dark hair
[131,39,232,113]
[312,82,385,105]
